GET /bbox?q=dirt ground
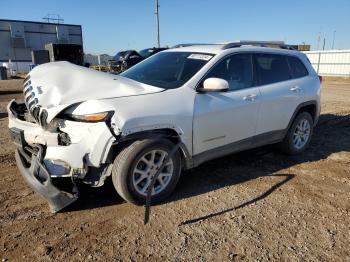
[0,77,349,261]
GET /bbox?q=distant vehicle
[139,47,168,59]
[112,50,143,73]
[8,41,321,212]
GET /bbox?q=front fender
[114,127,194,169]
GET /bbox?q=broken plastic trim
[15,145,78,213]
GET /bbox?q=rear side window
[254,54,291,85]
[287,56,308,78]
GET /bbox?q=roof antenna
[42,14,64,24]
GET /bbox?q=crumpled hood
[27,61,163,121]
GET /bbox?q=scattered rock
[228,252,237,260]
[37,245,53,256]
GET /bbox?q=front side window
[204,53,254,91]
[121,52,213,89]
[287,56,308,78]
[254,54,291,85]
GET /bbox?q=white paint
[28,61,164,122]
[202,78,229,91]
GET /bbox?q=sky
[1,0,349,55]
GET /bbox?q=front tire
[280,111,314,155]
[112,139,181,205]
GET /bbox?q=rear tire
[112,139,181,205]
[280,111,314,155]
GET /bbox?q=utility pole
[317,33,320,50]
[322,37,326,50]
[317,36,326,74]
[332,30,336,49]
[155,0,160,48]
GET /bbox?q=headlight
[69,111,113,122]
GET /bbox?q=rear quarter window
[287,56,309,78]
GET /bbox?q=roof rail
[222,41,296,50]
[171,43,218,48]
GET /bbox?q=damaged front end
[8,62,165,212]
[14,143,78,212]
[8,97,117,212]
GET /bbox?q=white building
[0,19,83,72]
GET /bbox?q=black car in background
[111,47,168,73]
[138,47,168,59]
[112,50,144,73]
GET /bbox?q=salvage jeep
[8,42,321,212]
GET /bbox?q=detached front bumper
[15,147,78,212]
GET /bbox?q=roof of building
[0,19,81,27]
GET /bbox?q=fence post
[316,51,321,74]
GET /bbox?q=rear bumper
[15,147,78,213]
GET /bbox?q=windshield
[121,52,214,89]
[139,48,153,58]
[113,51,126,61]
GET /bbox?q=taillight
[318,75,323,83]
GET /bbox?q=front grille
[23,76,40,123]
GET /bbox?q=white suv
[8,42,321,212]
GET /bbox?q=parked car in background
[8,41,321,212]
[139,47,168,59]
[112,50,143,73]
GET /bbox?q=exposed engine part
[82,164,113,187]
[58,132,71,146]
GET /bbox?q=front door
[193,53,261,155]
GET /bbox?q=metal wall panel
[0,19,82,72]
[56,25,69,42]
[303,50,350,77]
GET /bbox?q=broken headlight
[67,111,114,122]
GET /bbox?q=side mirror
[201,78,229,92]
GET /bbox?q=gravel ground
[0,78,349,261]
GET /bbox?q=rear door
[254,53,305,137]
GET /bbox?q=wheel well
[298,103,317,122]
[109,128,188,165]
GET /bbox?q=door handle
[243,94,257,101]
[290,86,302,93]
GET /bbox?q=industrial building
[0,19,83,72]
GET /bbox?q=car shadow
[65,113,350,215]
[0,112,8,119]
[64,177,125,212]
[179,173,295,225]
[0,90,22,96]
